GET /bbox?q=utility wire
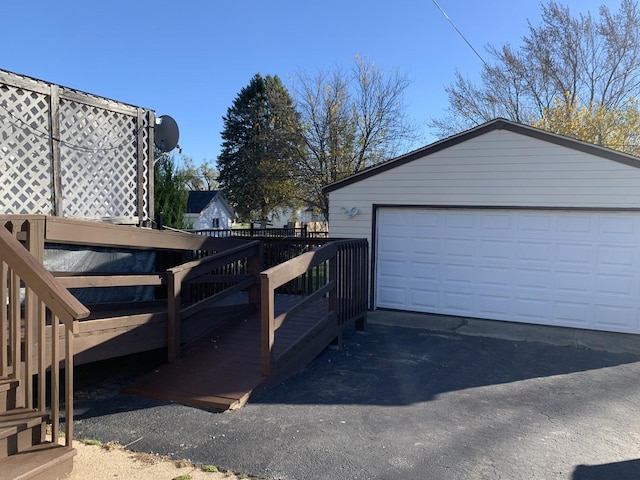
[431,0,489,68]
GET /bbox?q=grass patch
[80,439,102,446]
[172,476,191,480]
[202,465,219,472]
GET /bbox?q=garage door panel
[557,214,593,236]
[516,241,554,264]
[408,289,439,309]
[554,300,591,324]
[477,266,512,287]
[515,268,550,291]
[445,238,475,258]
[477,294,512,317]
[555,271,593,294]
[377,286,406,308]
[378,235,409,254]
[599,216,636,235]
[412,237,441,257]
[593,304,636,330]
[409,261,440,280]
[479,240,513,262]
[514,297,551,321]
[445,212,476,230]
[518,214,554,235]
[596,273,636,297]
[597,245,636,268]
[443,264,475,283]
[480,213,513,231]
[377,258,406,278]
[376,208,640,334]
[443,291,475,313]
[556,243,593,265]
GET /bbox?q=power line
[431,0,489,68]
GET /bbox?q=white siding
[191,199,233,230]
[328,130,640,244]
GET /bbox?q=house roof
[322,118,640,194]
[186,190,221,213]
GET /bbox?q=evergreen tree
[153,150,189,229]
[217,74,301,223]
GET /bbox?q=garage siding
[328,129,640,244]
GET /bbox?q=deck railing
[0,219,89,446]
[192,225,329,238]
[166,240,263,361]
[259,238,368,375]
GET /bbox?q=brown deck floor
[123,295,330,411]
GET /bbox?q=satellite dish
[154,115,180,152]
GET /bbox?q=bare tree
[431,0,640,148]
[179,157,219,191]
[292,56,417,219]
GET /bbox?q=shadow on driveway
[72,323,640,480]
[253,324,639,408]
[573,459,640,480]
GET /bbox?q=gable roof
[186,190,223,214]
[323,118,640,194]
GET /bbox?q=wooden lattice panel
[0,69,154,223]
[59,100,138,218]
[0,84,54,214]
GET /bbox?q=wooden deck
[123,294,333,411]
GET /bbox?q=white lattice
[0,85,53,214]
[59,101,138,218]
[0,69,154,223]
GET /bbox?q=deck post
[247,242,263,311]
[260,273,274,376]
[167,271,182,362]
[329,254,341,348]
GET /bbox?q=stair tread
[0,443,76,480]
[0,409,47,428]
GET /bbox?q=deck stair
[0,219,89,480]
[0,377,76,480]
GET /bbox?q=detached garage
[324,119,640,335]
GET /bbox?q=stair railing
[0,221,89,447]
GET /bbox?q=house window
[212,218,220,229]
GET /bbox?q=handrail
[0,220,91,452]
[259,239,368,376]
[259,242,338,290]
[166,240,263,361]
[0,225,89,329]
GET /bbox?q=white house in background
[266,207,324,227]
[323,118,640,336]
[184,190,234,230]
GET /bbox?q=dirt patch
[64,439,260,480]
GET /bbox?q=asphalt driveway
[73,312,640,480]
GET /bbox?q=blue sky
[3,0,608,166]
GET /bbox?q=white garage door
[376,208,640,334]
